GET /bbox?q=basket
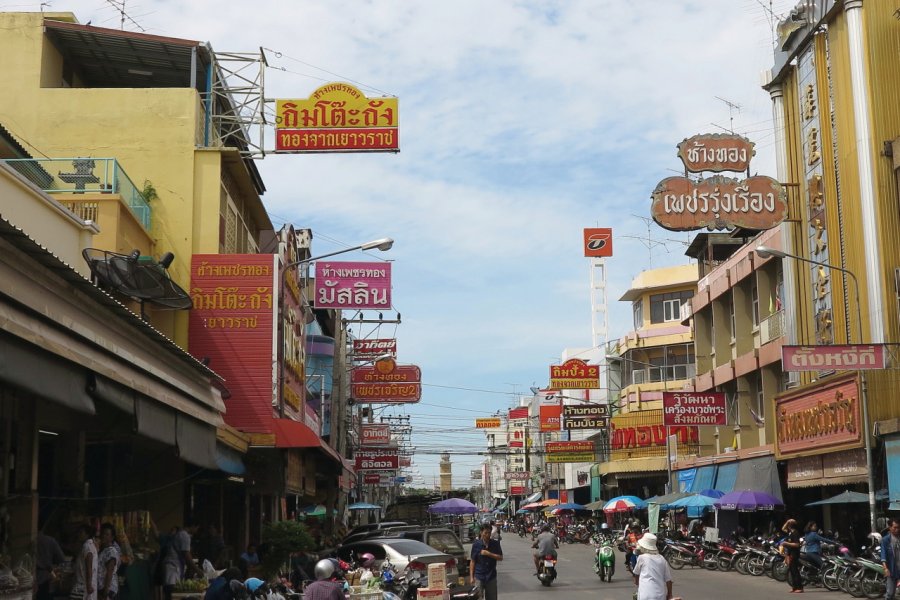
[348,585,383,600]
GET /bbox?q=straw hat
[637,533,659,554]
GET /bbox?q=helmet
[359,552,376,568]
[314,559,336,581]
[601,522,610,530]
[244,578,265,593]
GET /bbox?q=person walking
[97,523,122,600]
[36,530,65,600]
[469,524,503,600]
[71,524,98,600]
[632,533,673,600]
[880,517,900,599]
[781,518,804,593]
[161,524,201,600]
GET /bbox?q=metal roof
[43,19,209,89]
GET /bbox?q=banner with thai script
[539,404,562,431]
[509,486,527,495]
[774,373,862,459]
[609,409,699,461]
[361,424,391,446]
[188,254,282,432]
[545,440,595,463]
[352,338,397,359]
[314,261,391,310]
[355,454,400,471]
[583,228,613,257]
[476,418,502,429]
[275,83,399,153]
[662,392,727,426]
[351,358,420,403]
[781,344,886,371]
[549,359,600,389]
[562,404,609,429]
[508,407,529,420]
[677,133,755,172]
[505,471,530,481]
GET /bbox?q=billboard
[662,392,727,426]
[476,418,502,429]
[275,83,399,153]
[505,471,530,481]
[583,228,613,257]
[314,261,391,310]
[562,404,609,429]
[549,359,600,389]
[539,404,562,432]
[781,344,886,371]
[609,410,699,461]
[545,441,595,463]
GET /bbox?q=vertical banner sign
[275,83,399,153]
[539,404,562,431]
[583,228,613,257]
[315,261,391,310]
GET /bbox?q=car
[375,526,468,576]
[334,538,456,586]
[345,521,408,539]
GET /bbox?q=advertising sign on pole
[562,404,609,429]
[509,486,527,495]
[781,344,886,371]
[662,392,727,426]
[676,133,755,173]
[475,418,502,429]
[549,359,600,389]
[539,404,562,431]
[352,338,397,360]
[361,424,391,446]
[351,358,421,404]
[545,441,595,463]
[505,472,530,481]
[583,228,613,257]
[355,454,400,471]
[314,261,391,310]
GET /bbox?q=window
[650,290,694,324]
[751,280,760,327]
[756,372,765,418]
[633,300,643,330]
[729,293,736,341]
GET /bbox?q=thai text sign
[476,418,502,429]
[545,441,595,463]
[650,175,787,232]
[609,410,699,461]
[774,373,861,459]
[399,456,411,467]
[275,83,398,153]
[361,424,391,446]
[677,133,755,172]
[363,473,383,484]
[352,363,420,384]
[562,404,609,429]
[353,338,397,359]
[352,357,420,403]
[510,486,527,495]
[539,404,562,431]
[583,228,613,257]
[549,359,600,389]
[662,392,727,426]
[505,471,530,481]
[781,345,886,371]
[355,454,400,471]
[315,261,391,310]
[471,470,482,480]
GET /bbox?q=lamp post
[755,245,876,532]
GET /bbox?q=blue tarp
[214,443,245,475]
[885,436,900,508]
[677,468,697,492]
[715,462,739,493]
[690,466,716,492]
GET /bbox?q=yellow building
[600,264,698,497]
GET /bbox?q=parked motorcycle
[537,555,557,586]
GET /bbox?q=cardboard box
[427,563,447,590]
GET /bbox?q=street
[485,533,833,600]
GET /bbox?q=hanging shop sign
[781,344,886,371]
[583,228,613,258]
[352,362,420,383]
[676,133,755,173]
[509,486,527,495]
[545,441,595,463]
[274,83,399,153]
[361,424,391,446]
[355,454,400,471]
[352,338,397,359]
[609,409,699,461]
[505,471,530,481]
[508,407,529,421]
[351,358,420,403]
[774,373,862,459]
[475,417,502,428]
[539,404,562,432]
[562,404,609,429]
[650,175,787,232]
[314,261,391,310]
[662,392,727,426]
[549,359,600,389]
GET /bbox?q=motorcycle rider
[532,525,559,576]
[801,521,834,569]
[880,517,900,600]
[303,559,345,600]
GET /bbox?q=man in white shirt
[632,533,673,600]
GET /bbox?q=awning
[0,331,95,415]
[135,396,176,446]
[691,466,716,492]
[787,449,868,489]
[271,418,342,463]
[214,442,246,475]
[715,462,739,493]
[600,456,667,475]
[734,456,783,501]
[176,415,217,469]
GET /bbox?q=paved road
[476,533,835,600]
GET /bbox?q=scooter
[537,555,558,586]
[593,535,615,582]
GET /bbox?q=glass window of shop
[649,290,693,324]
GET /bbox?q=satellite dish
[82,248,193,315]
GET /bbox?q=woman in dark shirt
[782,519,803,593]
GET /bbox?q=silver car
[335,538,456,585]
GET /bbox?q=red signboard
[663,392,727,426]
[352,382,421,403]
[314,261,391,310]
[583,228,613,257]
[352,363,421,383]
[510,486,527,495]
[781,345,886,371]
[399,456,411,467]
[775,373,862,459]
[361,424,391,446]
[677,133,755,173]
[352,338,397,359]
[549,359,600,389]
[357,447,399,457]
[363,473,382,484]
[355,454,400,471]
[539,404,562,432]
[188,255,278,433]
[276,128,398,152]
[651,175,787,232]
[508,407,529,420]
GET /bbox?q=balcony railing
[760,309,785,345]
[2,158,151,230]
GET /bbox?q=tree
[260,520,314,580]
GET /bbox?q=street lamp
[756,245,876,532]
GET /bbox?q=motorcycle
[537,555,557,586]
[593,535,615,582]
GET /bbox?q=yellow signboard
[275,84,397,130]
[476,418,502,429]
[545,452,595,463]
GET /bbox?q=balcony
[3,158,151,230]
[630,364,696,385]
[760,309,785,345]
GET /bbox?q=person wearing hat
[632,533,673,600]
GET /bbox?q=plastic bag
[202,559,217,580]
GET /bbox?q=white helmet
[314,559,337,581]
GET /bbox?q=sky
[28,0,796,489]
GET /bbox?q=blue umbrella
[698,489,725,499]
[348,502,382,510]
[551,502,587,512]
[669,494,717,509]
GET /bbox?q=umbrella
[427,498,477,514]
[551,502,587,512]
[524,491,543,504]
[698,489,725,499]
[521,502,543,510]
[347,502,381,510]
[715,489,784,512]
[603,495,647,513]
[806,490,869,506]
[647,491,692,507]
[668,494,717,510]
[584,500,607,511]
[302,504,327,516]
[516,508,530,514]
[539,499,560,507]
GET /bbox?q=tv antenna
[620,214,691,268]
[712,96,742,135]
